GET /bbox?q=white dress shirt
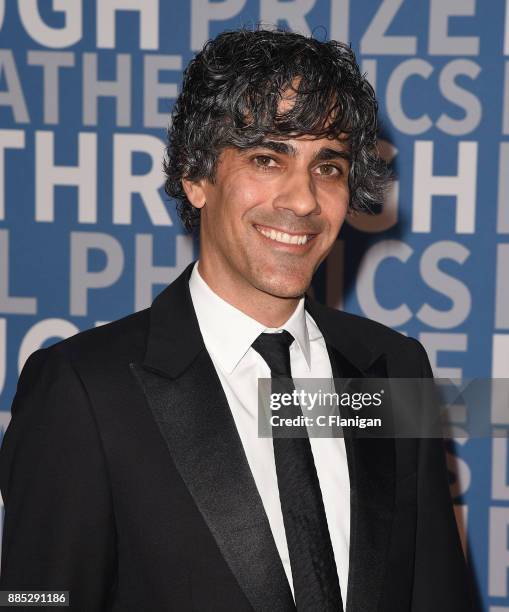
[188,262,350,609]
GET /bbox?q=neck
[197,260,301,328]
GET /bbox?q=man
[0,28,471,611]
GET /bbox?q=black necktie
[252,331,343,612]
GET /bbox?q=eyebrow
[252,139,351,163]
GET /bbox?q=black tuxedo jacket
[0,263,472,611]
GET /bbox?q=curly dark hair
[164,27,389,232]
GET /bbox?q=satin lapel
[327,346,396,612]
[131,353,295,612]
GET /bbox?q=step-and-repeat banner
[0,1,508,609]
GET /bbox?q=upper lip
[254,223,317,236]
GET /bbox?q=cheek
[323,197,349,234]
[225,179,272,223]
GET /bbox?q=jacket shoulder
[310,300,414,349]
[39,308,150,370]
[330,307,412,342]
[307,300,429,376]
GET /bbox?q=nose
[273,169,320,216]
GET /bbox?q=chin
[254,273,310,300]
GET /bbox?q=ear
[181,177,207,209]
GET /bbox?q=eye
[253,155,278,169]
[316,164,342,177]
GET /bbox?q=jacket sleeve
[0,348,117,611]
[409,338,476,611]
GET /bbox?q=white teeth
[256,226,310,245]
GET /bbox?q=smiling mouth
[254,224,316,246]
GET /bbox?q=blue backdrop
[0,1,508,609]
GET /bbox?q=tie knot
[252,330,294,377]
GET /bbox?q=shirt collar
[188,262,311,374]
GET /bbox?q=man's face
[184,134,350,302]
